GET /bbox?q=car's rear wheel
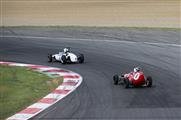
[48,54,52,62]
[113,75,119,85]
[61,55,67,64]
[146,76,152,87]
[123,78,130,88]
[78,54,84,63]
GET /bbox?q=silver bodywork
[52,52,78,63]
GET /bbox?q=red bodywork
[124,71,146,86]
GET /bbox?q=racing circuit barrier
[0,61,83,120]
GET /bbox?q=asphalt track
[0,27,181,119]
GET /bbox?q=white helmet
[134,67,141,72]
[63,48,69,53]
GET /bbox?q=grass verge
[0,65,63,120]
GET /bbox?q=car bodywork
[113,71,152,88]
[48,52,84,64]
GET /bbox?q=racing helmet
[134,67,141,72]
[63,48,69,53]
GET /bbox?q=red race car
[113,67,152,88]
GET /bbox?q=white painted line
[1,35,180,47]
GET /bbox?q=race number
[134,73,140,80]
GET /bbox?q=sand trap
[1,0,180,28]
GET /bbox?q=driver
[124,67,141,78]
[133,67,141,73]
[63,48,70,56]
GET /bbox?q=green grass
[0,65,63,120]
[0,25,180,31]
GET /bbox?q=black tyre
[78,54,84,63]
[48,54,52,62]
[61,55,67,64]
[113,75,119,85]
[123,78,130,88]
[146,76,152,87]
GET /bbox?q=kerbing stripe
[28,103,51,109]
[29,66,50,69]
[63,75,80,79]
[52,89,70,94]
[61,81,78,86]
[0,62,14,65]
[38,98,57,104]
[34,67,58,72]
[8,114,33,120]
[45,69,69,73]
[44,93,64,99]
[56,85,75,90]
[19,108,42,114]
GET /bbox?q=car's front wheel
[146,76,152,87]
[61,55,67,64]
[48,54,52,62]
[78,54,84,63]
[113,75,119,85]
[123,78,130,88]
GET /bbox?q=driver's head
[134,67,141,72]
[63,48,69,53]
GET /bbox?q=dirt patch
[1,0,180,28]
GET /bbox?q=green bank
[0,65,63,120]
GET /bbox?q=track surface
[1,27,181,119]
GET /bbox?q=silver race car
[48,48,84,64]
